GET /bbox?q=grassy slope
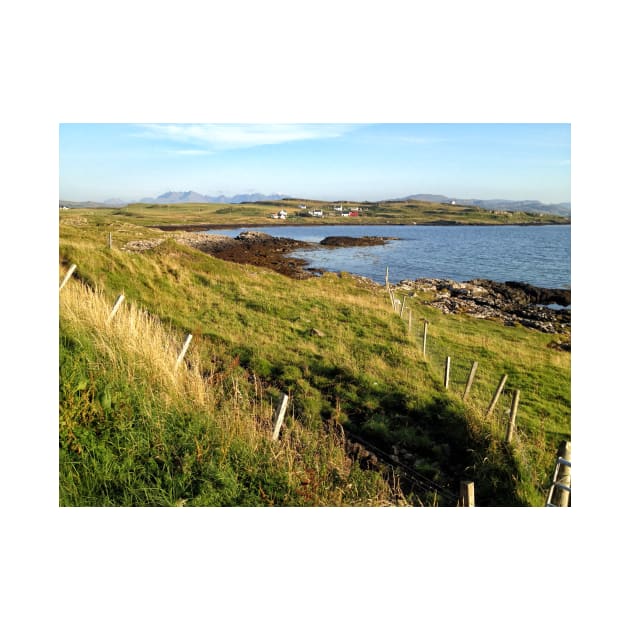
[59,209,570,506]
[60,276,395,507]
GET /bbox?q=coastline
[152,220,569,232]
[123,229,570,339]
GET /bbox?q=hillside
[393,194,571,216]
[59,209,571,506]
[60,193,571,218]
[60,197,570,228]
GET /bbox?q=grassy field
[59,206,570,506]
[63,197,570,227]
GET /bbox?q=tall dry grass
[59,270,399,506]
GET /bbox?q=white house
[278,210,287,219]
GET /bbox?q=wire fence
[385,278,571,505]
[62,259,564,506]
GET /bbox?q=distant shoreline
[154,220,570,232]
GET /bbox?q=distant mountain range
[59,190,570,216]
[392,194,571,216]
[59,191,288,208]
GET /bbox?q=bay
[203,224,570,289]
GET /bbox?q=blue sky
[59,123,570,203]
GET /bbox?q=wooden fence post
[486,374,508,418]
[174,333,193,370]
[108,232,113,249]
[550,440,571,507]
[505,389,520,443]
[107,294,125,323]
[422,320,428,357]
[459,481,475,507]
[400,294,407,317]
[408,308,412,334]
[385,266,389,289]
[272,393,289,441]
[463,361,478,401]
[59,264,77,291]
[444,356,451,389]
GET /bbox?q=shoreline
[152,220,570,232]
[123,229,570,339]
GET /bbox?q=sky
[59,123,571,204]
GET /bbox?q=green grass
[60,197,570,228]
[59,280,393,507]
[59,210,570,506]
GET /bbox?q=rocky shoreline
[123,230,394,279]
[394,277,570,341]
[123,229,570,344]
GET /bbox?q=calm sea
[203,224,571,289]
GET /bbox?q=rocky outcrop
[319,235,395,247]
[122,233,232,252]
[396,278,571,336]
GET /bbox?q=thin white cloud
[170,149,213,156]
[135,123,358,151]
[397,136,447,145]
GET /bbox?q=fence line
[383,276,570,504]
[60,262,566,504]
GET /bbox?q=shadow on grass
[270,360,526,506]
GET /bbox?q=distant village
[269,203,364,220]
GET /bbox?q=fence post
[107,294,125,323]
[444,356,451,389]
[108,232,113,249]
[59,264,77,291]
[422,320,428,357]
[385,266,389,289]
[408,308,412,334]
[459,481,475,507]
[505,389,520,443]
[486,374,508,418]
[400,294,407,317]
[174,333,193,370]
[272,393,289,441]
[550,440,571,507]
[463,361,478,401]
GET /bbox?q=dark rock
[235,231,273,241]
[395,277,571,340]
[319,236,393,247]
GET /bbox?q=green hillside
[59,209,570,506]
